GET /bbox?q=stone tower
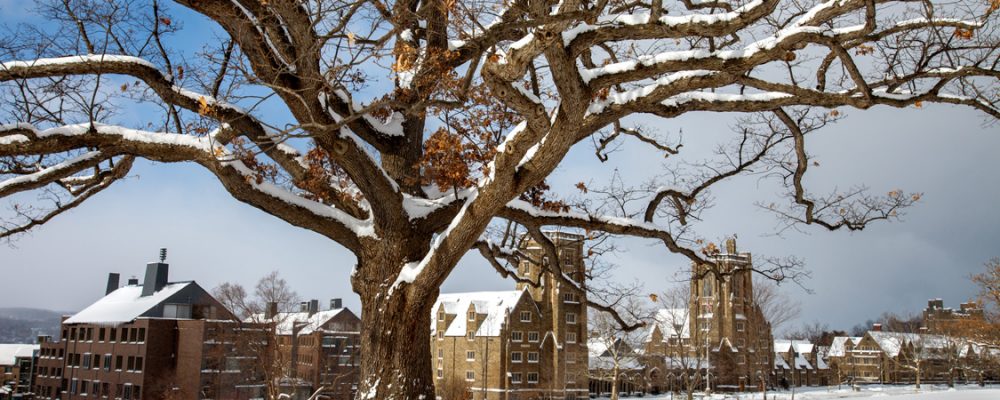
[516,231,589,397]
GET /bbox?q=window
[511,372,522,383]
[566,332,577,343]
[528,332,539,342]
[93,354,100,369]
[437,349,443,359]
[511,352,522,363]
[511,331,523,342]
[104,355,112,372]
[436,369,443,379]
[520,311,531,322]
[122,385,132,400]
[137,328,145,343]
[115,355,123,371]
[566,313,577,324]
[466,351,475,361]
[527,372,539,383]
[467,331,475,340]
[438,311,445,321]
[437,331,444,340]
[736,322,745,332]
[563,293,577,303]
[81,380,89,396]
[527,352,539,363]
[738,355,746,364]
[134,357,143,372]
[109,328,116,342]
[127,356,135,371]
[86,328,93,341]
[98,328,105,342]
[465,371,475,381]
[468,311,476,321]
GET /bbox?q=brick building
[32,256,266,400]
[431,232,588,400]
[258,299,361,400]
[0,343,39,399]
[772,340,831,387]
[644,239,774,392]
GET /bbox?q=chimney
[141,262,169,297]
[300,302,309,312]
[265,302,278,319]
[127,277,139,286]
[106,273,121,295]
[309,299,319,316]
[725,238,737,254]
[330,298,343,310]
[37,335,51,344]
[872,323,882,332]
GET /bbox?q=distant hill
[0,307,69,344]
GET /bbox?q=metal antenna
[159,248,167,263]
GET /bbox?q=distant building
[255,299,361,400]
[644,239,774,392]
[772,339,831,387]
[922,298,985,333]
[0,343,39,399]
[430,232,588,400]
[33,256,267,400]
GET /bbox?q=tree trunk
[610,365,620,400]
[353,242,438,400]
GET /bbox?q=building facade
[644,239,774,393]
[431,232,588,400]
[922,298,986,333]
[0,343,39,399]
[260,299,361,400]
[32,257,266,400]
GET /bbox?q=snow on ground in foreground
[611,384,1000,400]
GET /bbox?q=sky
[1,1,998,334]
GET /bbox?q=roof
[64,282,194,325]
[774,339,815,354]
[255,309,349,335]
[431,290,527,337]
[867,331,955,358]
[0,344,39,365]
[828,336,862,357]
[647,308,690,342]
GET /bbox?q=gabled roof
[774,339,814,354]
[64,282,195,325]
[647,308,690,342]
[0,344,39,366]
[253,308,350,335]
[431,290,526,337]
[866,331,955,358]
[828,336,862,357]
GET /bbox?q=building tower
[688,238,773,389]
[516,231,589,398]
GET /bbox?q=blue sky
[1,1,998,333]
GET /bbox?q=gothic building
[430,232,588,400]
[644,239,774,392]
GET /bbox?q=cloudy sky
[1,1,997,334]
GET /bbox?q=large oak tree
[1,0,997,398]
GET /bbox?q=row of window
[68,379,141,400]
[35,366,63,378]
[66,353,144,373]
[39,348,65,358]
[63,327,146,344]
[449,369,541,384]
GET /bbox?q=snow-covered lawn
[603,384,1000,400]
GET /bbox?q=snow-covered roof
[431,290,526,337]
[774,354,790,369]
[867,331,955,358]
[828,336,862,357]
[647,308,690,342]
[254,309,349,335]
[64,282,194,325]
[774,339,814,354]
[0,344,39,366]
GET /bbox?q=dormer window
[438,311,445,321]
[468,311,476,321]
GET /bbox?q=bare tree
[1,0,998,397]
[649,284,708,400]
[588,296,648,400]
[213,271,300,400]
[754,277,802,335]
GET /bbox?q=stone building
[0,343,39,399]
[772,340,831,387]
[259,299,361,400]
[430,232,588,400]
[644,239,774,392]
[32,256,267,400]
[922,298,985,333]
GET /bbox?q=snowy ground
[602,384,1000,400]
